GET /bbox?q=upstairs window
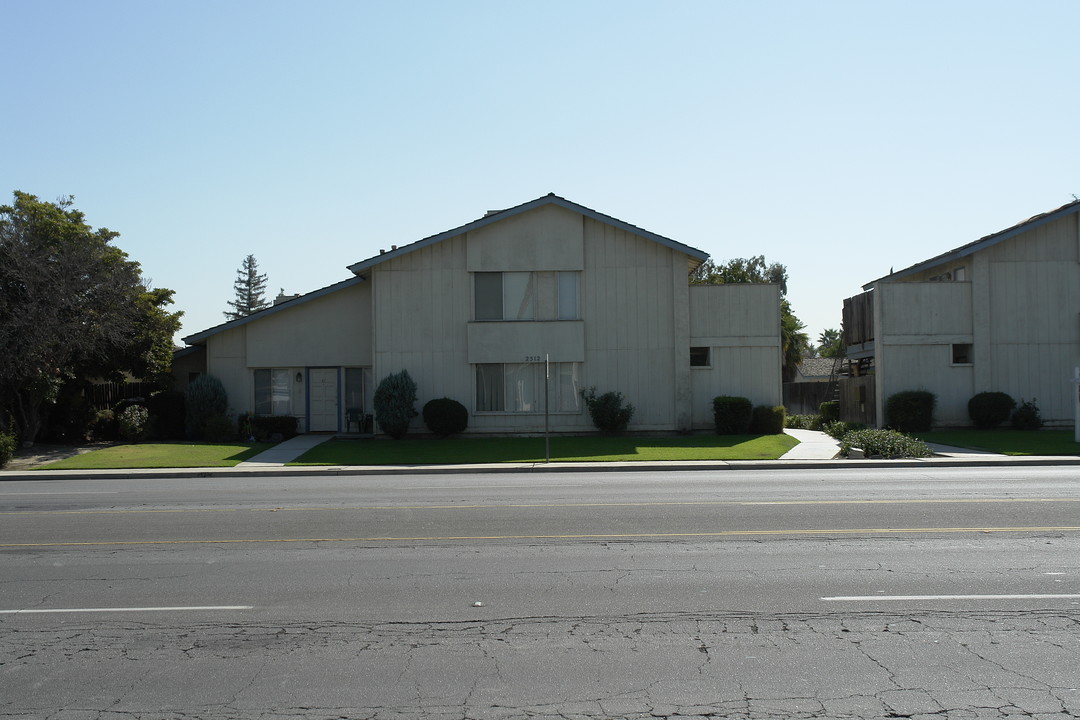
[474,272,535,320]
[557,271,579,320]
[474,271,579,321]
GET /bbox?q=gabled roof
[863,198,1080,289]
[347,192,709,275]
[797,357,842,379]
[181,275,365,345]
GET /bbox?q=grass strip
[917,429,1080,456]
[290,433,799,465]
[38,442,274,470]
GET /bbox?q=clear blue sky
[5,0,1079,347]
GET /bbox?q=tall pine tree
[225,254,269,320]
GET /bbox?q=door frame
[305,366,342,432]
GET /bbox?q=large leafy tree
[0,192,182,443]
[691,255,809,382]
[225,254,269,320]
[817,328,844,358]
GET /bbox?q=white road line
[0,492,118,495]
[822,594,1080,602]
[0,605,253,614]
[408,484,584,490]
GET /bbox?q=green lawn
[917,429,1080,456]
[39,442,274,470]
[290,433,799,465]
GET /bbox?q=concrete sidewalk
[4,430,1078,481]
[236,433,336,467]
[780,429,840,459]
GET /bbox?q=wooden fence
[783,382,836,416]
[839,375,876,426]
[86,382,160,411]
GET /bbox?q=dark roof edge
[347,193,709,275]
[181,275,366,345]
[863,199,1080,289]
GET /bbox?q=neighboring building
[169,346,205,392]
[842,198,1080,428]
[792,357,842,384]
[180,194,782,434]
[784,357,843,416]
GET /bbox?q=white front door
[308,368,340,432]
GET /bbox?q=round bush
[422,397,468,437]
[818,401,840,422]
[750,405,786,434]
[581,388,634,433]
[967,391,1015,429]
[1011,398,1043,431]
[118,405,149,443]
[885,390,935,432]
[374,369,418,440]
[713,396,752,435]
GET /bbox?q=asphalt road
[2,466,1079,719]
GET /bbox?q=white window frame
[950,343,973,366]
[475,362,582,414]
[254,368,291,415]
[690,346,711,368]
[557,271,579,320]
[474,271,578,321]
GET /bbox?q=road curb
[4,455,1080,481]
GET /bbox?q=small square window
[951,343,973,365]
[690,346,710,367]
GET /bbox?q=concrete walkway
[237,433,336,466]
[781,429,840,459]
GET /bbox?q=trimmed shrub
[147,390,186,440]
[785,414,823,430]
[0,430,15,469]
[885,390,936,432]
[1011,398,1043,431]
[581,388,635,433]
[819,401,840,422]
[251,415,299,442]
[750,405,786,434]
[374,369,418,440]
[822,420,866,440]
[840,428,933,459]
[713,396,752,435]
[118,405,149,443]
[422,398,469,437]
[203,414,236,443]
[185,375,228,440]
[90,409,118,441]
[967,391,1015,430]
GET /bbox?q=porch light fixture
[295,372,303,384]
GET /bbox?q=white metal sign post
[1073,367,1080,443]
[544,354,552,462]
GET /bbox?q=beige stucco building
[181,194,782,434]
[842,199,1080,428]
